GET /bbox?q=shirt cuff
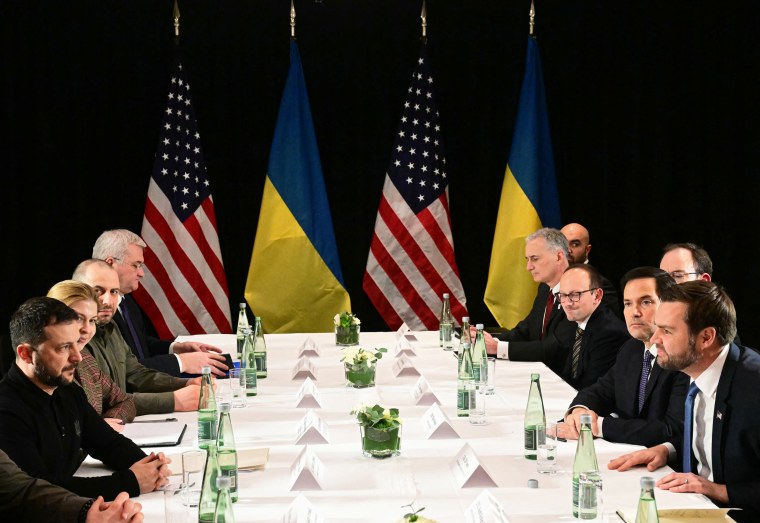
[169,341,178,354]
[597,416,605,438]
[174,353,183,372]
[497,341,509,360]
[663,442,676,460]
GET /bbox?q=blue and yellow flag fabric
[245,41,350,333]
[484,36,561,328]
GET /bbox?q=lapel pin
[716,411,723,420]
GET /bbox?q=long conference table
[79,330,721,522]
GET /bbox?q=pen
[131,417,178,423]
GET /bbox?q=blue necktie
[120,301,146,360]
[682,382,700,473]
[637,351,654,413]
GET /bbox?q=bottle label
[245,369,257,394]
[220,467,238,491]
[457,387,471,414]
[254,353,267,375]
[524,427,537,450]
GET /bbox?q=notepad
[123,420,187,447]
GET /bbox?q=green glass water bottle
[635,476,659,523]
[198,444,221,523]
[235,302,249,360]
[456,336,475,417]
[252,316,267,378]
[472,324,487,383]
[524,373,546,460]
[439,293,454,350]
[216,403,238,503]
[240,328,257,397]
[213,475,235,523]
[197,366,217,449]
[572,413,599,518]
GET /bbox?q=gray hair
[92,229,146,260]
[526,227,570,259]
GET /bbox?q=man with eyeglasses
[559,267,688,446]
[659,242,712,283]
[556,264,629,390]
[92,229,228,378]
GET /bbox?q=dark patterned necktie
[120,302,145,360]
[541,292,555,340]
[571,327,583,378]
[637,350,654,413]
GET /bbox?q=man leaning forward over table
[608,281,760,523]
[0,297,171,500]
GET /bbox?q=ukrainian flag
[484,36,561,328]
[245,41,350,333]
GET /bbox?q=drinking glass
[181,449,205,506]
[229,368,246,408]
[164,486,192,523]
[469,384,487,425]
[485,357,497,395]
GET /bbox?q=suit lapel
[711,344,740,484]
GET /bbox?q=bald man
[561,223,591,264]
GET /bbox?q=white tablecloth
[81,330,718,522]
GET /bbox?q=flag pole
[529,0,535,36]
[173,0,180,39]
[420,0,427,43]
[290,0,296,40]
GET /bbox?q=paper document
[123,420,187,447]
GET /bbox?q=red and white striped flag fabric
[132,58,232,338]
[363,45,467,331]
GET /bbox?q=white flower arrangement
[340,346,387,367]
[334,311,361,328]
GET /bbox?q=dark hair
[663,242,713,276]
[9,297,80,349]
[659,280,736,345]
[620,266,677,297]
[565,263,602,290]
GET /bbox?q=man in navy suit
[608,281,760,523]
[561,267,688,446]
[92,229,228,377]
[555,264,629,390]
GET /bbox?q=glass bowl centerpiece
[334,311,361,346]
[340,347,387,388]
[351,403,402,458]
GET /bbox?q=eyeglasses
[112,257,144,271]
[668,270,700,282]
[555,288,599,303]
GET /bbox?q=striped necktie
[571,327,583,378]
[682,382,700,473]
[637,350,654,413]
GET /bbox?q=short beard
[658,334,700,371]
[33,359,75,388]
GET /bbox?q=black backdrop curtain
[2,1,759,345]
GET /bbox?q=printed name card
[289,446,324,491]
[395,322,411,337]
[391,354,420,377]
[298,337,320,358]
[292,356,317,381]
[420,403,459,439]
[450,443,497,489]
[282,494,324,523]
[464,490,509,523]
[412,377,441,406]
[295,409,330,444]
[295,378,322,408]
[393,336,417,358]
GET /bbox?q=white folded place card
[295,410,330,445]
[292,356,317,380]
[420,403,459,439]
[395,322,411,337]
[295,377,322,408]
[298,337,320,358]
[289,446,324,491]
[412,376,441,406]
[391,354,420,377]
[394,336,417,357]
[450,443,497,488]
[282,494,324,523]
[464,490,510,523]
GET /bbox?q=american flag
[132,58,232,338]
[363,45,467,331]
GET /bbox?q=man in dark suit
[556,264,630,389]
[92,229,228,377]
[483,228,619,376]
[561,267,688,446]
[608,281,760,523]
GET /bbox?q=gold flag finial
[529,0,535,36]
[421,1,427,40]
[173,0,180,38]
[290,0,296,39]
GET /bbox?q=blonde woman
[47,280,136,430]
